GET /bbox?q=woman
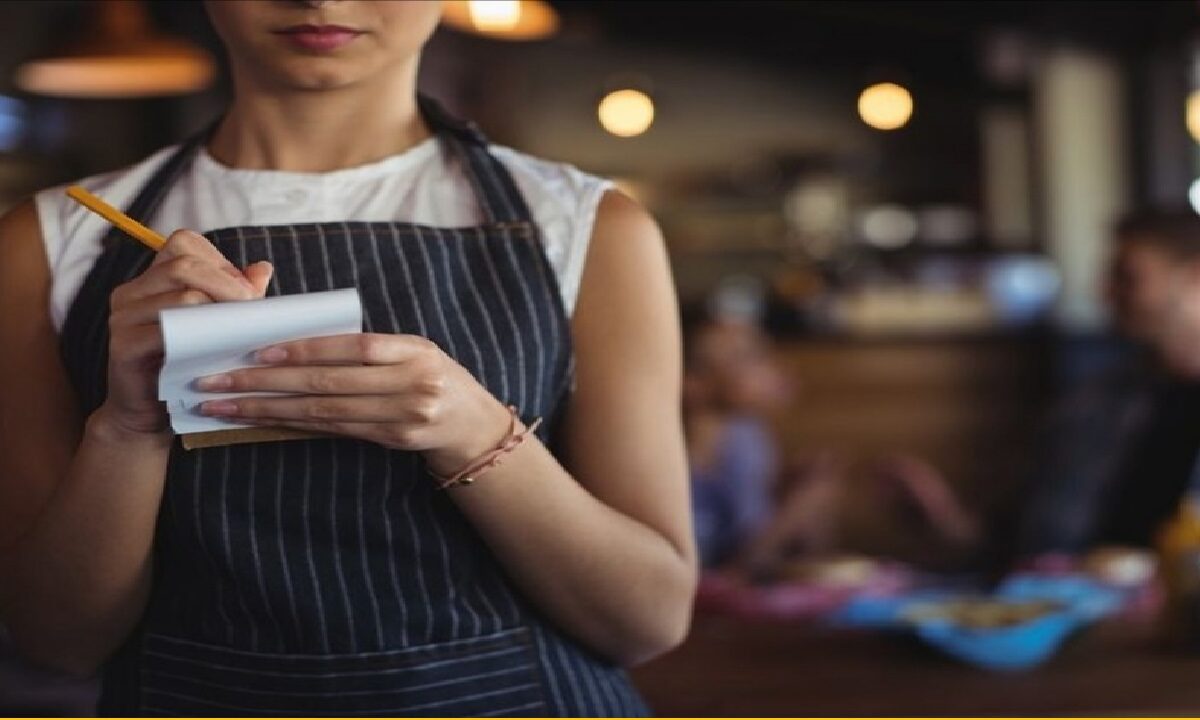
[0,1,695,715]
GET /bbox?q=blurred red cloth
[695,563,914,621]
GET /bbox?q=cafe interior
[5,0,1200,715]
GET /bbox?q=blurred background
[6,0,1200,715]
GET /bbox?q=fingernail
[201,400,238,416]
[195,373,232,391]
[258,347,288,363]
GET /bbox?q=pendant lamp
[16,0,215,99]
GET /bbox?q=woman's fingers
[191,333,457,451]
[157,232,273,298]
[195,364,410,394]
[243,261,274,297]
[154,229,240,276]
[113,230,269,308]
[114,254,255,305]
[112,288,215,326]
[256,333,436,366]
[200,394,428,424]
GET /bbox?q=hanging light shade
[15,0,215,99]
[441,0,559,41]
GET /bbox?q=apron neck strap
[100,128,211,249]
[417,94,533,225]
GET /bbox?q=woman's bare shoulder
[0,196,55,309]
[582,189,670,296]
[0,197,40,241]
[0,198,50,300]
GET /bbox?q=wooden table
[631,613,1200,716]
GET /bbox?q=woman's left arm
[442,189,696,663]
[198,190,696,665]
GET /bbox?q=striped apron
[58,97,650,717]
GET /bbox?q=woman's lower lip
[278,30,361,52]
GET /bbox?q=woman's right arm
[0,200,269,677]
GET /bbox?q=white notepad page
[158,288,364,435]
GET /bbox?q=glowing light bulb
[858,82,914,131]
[441,0,558,41]
[468,0,521,32]
[598,89,655,138]
[1187,90,1200,142]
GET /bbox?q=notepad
[158,288,364,447]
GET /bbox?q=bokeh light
[858,82,914,130]
[468,0,521,31]
[441,0,559,41]
[859,204,918,247]
[598,89,656,138]
[1187,89,1200,142]
[1188,178,1200,214]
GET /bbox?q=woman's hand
[194,333,513,474]
[101,230,273,437]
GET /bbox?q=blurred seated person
[683,304,978,576]
[1018,208,1200,555]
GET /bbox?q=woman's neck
[208,65,432,173]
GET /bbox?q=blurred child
[683,307,794,569]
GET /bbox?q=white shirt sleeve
[34,146,178,330]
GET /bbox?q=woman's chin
[254,58,378,93]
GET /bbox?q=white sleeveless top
[34,138,611,331]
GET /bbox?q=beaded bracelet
[430,405,543,490]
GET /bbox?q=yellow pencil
[65,185,167,252]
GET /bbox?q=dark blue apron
[58,96,649,717]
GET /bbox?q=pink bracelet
[430,405,543,490]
